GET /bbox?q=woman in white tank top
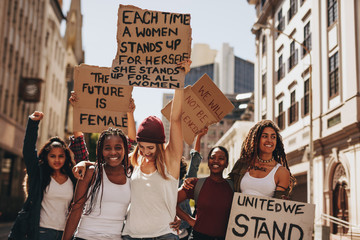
[122,60,191,240]
[229,120,296,199]
[62,95,137,240]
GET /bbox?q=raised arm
[165,60,191,176]
[127,98,136,142]
[23,111,44,175]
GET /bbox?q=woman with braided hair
[62,127,133,240]
[228,120,296,199]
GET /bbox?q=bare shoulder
[275,166,290,185]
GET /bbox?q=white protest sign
[226,193,315,240]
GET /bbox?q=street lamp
[252,23,314,204]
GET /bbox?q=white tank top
[75,168,131,240]
[39,177,73,230]
[240,163,281,197]
[122,157,178,238]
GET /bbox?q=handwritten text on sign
[73,64,133,133]
[225,193,315,240]
[110,5,192,89]
[162,74,234,145]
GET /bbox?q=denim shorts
[39,227,63,240]
[122,233,179,240]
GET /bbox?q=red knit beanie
[136,116,165,144]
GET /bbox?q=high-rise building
[248,0,360,238]
[0,0,83,221]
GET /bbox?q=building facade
[0,0,83,221]
[249,0,360,238]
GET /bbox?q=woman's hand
[169,216,181,234]
[72,161,88,180]
[128,98,135,113]
[29,111,44,121]
[177,59,192,74]
[182,177,196,190]
[69,91,78,106]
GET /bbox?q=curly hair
[238,120,296,192]
[23,137,77,197]
[84,127,132,215]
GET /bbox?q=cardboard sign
[162,74,234,145]
[110,5,192,89]
[73,64,133,133]
[226,193,315,240]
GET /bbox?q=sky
[61,0,256,125]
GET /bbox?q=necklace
[257,155,273,163]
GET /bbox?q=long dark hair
[23,137,76,197]
[238,120,296,192]
[84,128,132,215]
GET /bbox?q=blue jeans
[123,233,179,240]
[39,227,63,240]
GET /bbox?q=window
[303,22,312,57]
[288,41,298,71]
[329,52,339,98]
[289,90,298,124]
[328,0,338,27]
[288,0,298,23]
[277,9,285,36]
[302,79,310,116]
[262,36,266,54]
[277,101,285,130]
[277,55,285,82]
[262,73,266,96]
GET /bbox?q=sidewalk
[0,222,12,240]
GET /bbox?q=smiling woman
[176,145,233,240]
[228,120,296,199]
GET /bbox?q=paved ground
[0,222,12,240]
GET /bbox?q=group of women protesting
[8,60,296,240]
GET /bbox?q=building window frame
[277,54,285,82]
[288,90,298,125]
[277,101,285,130]
[288,41,298,72]
[288,0,298,23]
[302,79,310,117]
[328,0,338,27]
[329,52,339,99]
[302,22,312,58]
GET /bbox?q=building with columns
[248,0,360,238]
[0,0,83,221]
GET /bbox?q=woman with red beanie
[122,60,190,240]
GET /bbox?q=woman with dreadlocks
[8,111,77,240]
[61,94,136,240]
[228,120,296,199]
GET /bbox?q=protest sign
[73,64,133,133]
[162,74,234,145]
[226,193,315,240]
[110,5,192,89]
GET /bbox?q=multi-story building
[0,0,83,221]
[248,0,360,238]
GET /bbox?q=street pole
[253,23,313,203]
